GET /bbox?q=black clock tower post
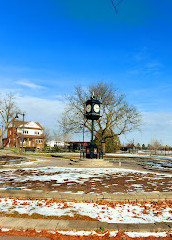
[85,93,101,159]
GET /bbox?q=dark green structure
[85,94,101,159]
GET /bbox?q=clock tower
[85,93,101,159]
[86,96,101,120]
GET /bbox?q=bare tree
[58,113,73,151]
[151,139,161,155]
[0,94,19,141]
[43,127,52,144]
[53,130,62,142]
[59,82,141,147]
[136,143,141,150]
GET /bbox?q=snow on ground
[106,153,172,161]
[1,166,172,193]
[127,232,167,238]
[0,166,171,185]
[55,231,168,238]
[56,230,110,236]
[1,198,172,223]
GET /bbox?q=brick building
[68,141,89,151]
[3,119,45,151]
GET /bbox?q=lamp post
[82,122,85,148]
[0,123,4,149]
[0,109,4,149]
[80,122,85,150]
[15,113,25,153]
[79,122,86,158]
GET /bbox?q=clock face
[86,104,91,113]
[94,104,100,113]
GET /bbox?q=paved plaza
[1,152,172,237]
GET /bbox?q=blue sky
[0,0,172,145]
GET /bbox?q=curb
[0,217,172,232]
[0,190,172,202]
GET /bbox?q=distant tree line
[124,140,172,154]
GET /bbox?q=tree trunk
[102,141,106,154]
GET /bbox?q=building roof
[36,122,44,130]
[14,120,29,128]
[14,120,44,130]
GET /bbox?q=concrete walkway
[0,190,172,233]
[0,189,172,202]
[0,217,171,232]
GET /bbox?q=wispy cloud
[133,48,149,62]
[121,112,172,146]
[128,48,163,77]
[15,95,65,129]
[145,62,161,69]
[16,80,46,89]
[128,61,162,76]
[54,94,66,100]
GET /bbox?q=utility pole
[15,113,25,153]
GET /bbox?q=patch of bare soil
[0,155,25,167]
[0,155,24,161]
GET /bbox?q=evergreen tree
[94,129,121,153]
